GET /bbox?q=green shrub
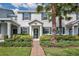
[3,40,32,47]
[4,41,14,47]
[12,34,32,41]
[13,34,32,43]
[13,41,32,47]
[40,35,79,41]
[56,35,79,41]
[0,34,32,47]
[40,41,52,47]
[0,42,4,46]
[40,35,79,47]
[4,35,8,39]
[40,35,52,41]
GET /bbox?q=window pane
[69,28,72,35]
[21,27,29,34]
[76,13,79,20]
[0,24,1,33]
[43,27,50,34]
[23,13,31,20]
[63,27,65,34]
[41,12,47,20]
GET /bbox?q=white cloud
[11,3,23,8]
[11,3,37,10]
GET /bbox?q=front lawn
[44,47,79,56]
[0,47,31,56]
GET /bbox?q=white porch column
[72,26,74,35]
[7,22,11,38]
[29,26,32,36]
[18,26,21,34]
[40,26,42,36]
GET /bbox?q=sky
[0,3,37,11]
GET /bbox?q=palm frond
[36,5,44,13]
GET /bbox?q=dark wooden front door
[13,29,17,34]
[33,28,38,38]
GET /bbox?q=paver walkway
[31,39,45,56]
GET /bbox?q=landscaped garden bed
[40,35,79,47]
[0,34,32,47]
[0,34,32,56]
[40,35,79,56]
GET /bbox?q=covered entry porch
[65,20,79,35]
[0,20,20,38]
[29,20,43,39]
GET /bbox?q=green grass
[0,47,31,56]
[44,47,79,56]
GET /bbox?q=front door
[33,28,38,38]
[13,29,17,34]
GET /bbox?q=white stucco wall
[17,12,52,27]
[1,23,7,35]
[74,26,78,35]
[15,11,78,35]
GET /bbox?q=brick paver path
[31,39,45,56]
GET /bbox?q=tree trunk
[59,16,62,35]
[51,4,57,47]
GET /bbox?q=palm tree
[36,3,79,47]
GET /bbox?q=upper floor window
[41,12,47,20]
[76,13,79,20]
[0,24,1,33]
[7,14,17,20]
[23,13,31,20]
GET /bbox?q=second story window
[41,12,47,20]
[76,13,79,20]
[23,13,31,20]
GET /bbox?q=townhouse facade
[0,7,79,39]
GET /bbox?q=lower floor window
[43,27,51,34]
[21,27,29,34]
[62,27,65,34]
[69,28,72,35]
[13,29,17,34]
[56,27,65,34]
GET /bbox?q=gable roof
[66,20,79,26]
[29,20,43,25]
[0,8,15,14]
